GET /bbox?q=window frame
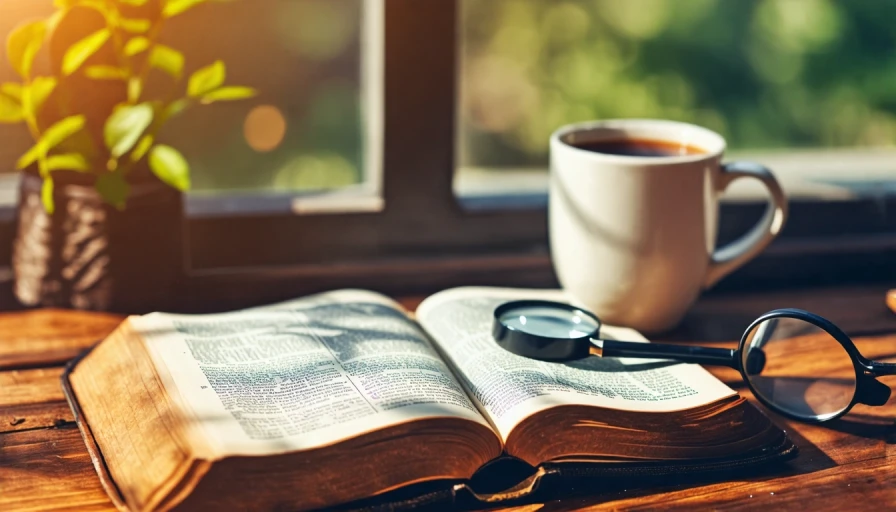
[179,0,896,309]
[187,0,546,270]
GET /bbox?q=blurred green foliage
[0,0,257,210]
[0,0,362,195]
[161,0,363,193]
[460,0,896,168]
[7,0,891,195]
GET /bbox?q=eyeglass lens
[741,316,857,421]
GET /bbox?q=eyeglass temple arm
[591,339,739,369]
[857,361,893,407]
[870,361,896,376]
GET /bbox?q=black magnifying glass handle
[591,339,739,369]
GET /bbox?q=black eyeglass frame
[492,302,896,423]
[738,308,895,423]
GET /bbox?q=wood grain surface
[1,285,896,510]
[0,309,122,371]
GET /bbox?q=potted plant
[0,0,255,312]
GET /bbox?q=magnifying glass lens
[492,300,603,361]
[498,304,599,339]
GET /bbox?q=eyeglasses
[492,300,896,423]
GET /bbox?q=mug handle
[704,161,788,288]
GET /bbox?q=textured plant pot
[12,171,184,313]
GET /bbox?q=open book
[64,287,795,511]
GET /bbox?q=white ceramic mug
[549,119,788,333]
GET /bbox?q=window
[0,0,382,215]
[180,0,385,217]
[0,0,894,310]
[186,0,548,278]
[456,0,896,204]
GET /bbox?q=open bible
[64,287,796,511]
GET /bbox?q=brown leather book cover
[61,347,797,511]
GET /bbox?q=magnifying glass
[492,299,896,423]
[492,300,737,365]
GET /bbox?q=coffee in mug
[549,119,788,333]
[572,138,708,158]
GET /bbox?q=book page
[132,290,491,457]
[416,287,736,440]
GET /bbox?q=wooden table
[3,285,896,510]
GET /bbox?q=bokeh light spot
[273,1,357,61]
[243,105,286,153]
[274,153,358,190]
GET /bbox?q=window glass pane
[0,0,371,202]
[457,0,896,200]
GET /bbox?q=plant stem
[130,17,167,104]
[109,23,131,77]
[22,90,42,142]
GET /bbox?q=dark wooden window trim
[187,0,545,272]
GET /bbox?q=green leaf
[164,0,205,18]
[17,115,87,169]
[119,18,152,33]
[131,135,154,162]
[62,28,111,76]
[45,153,89,172]
[85,65,127,80]
[46,9,65,29]
[22,76,57,117]
[54,129,99,163]
[30,76,56,107]
[149,44,184,80]
[7,20,46,79]
[187,60,224,98]
[54,0,111,10]
[0,93,23,123]
[41,176,54,214]
[163,98,189,120]
[149,144,190,191]
[43,115,87,150]
[124,37,150,56]
[1,83,23,101]
[96,173,129,209]
[127,77,142,102]
[200,86,256,104]
[104,103,153,157]
[17,144,44,170]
